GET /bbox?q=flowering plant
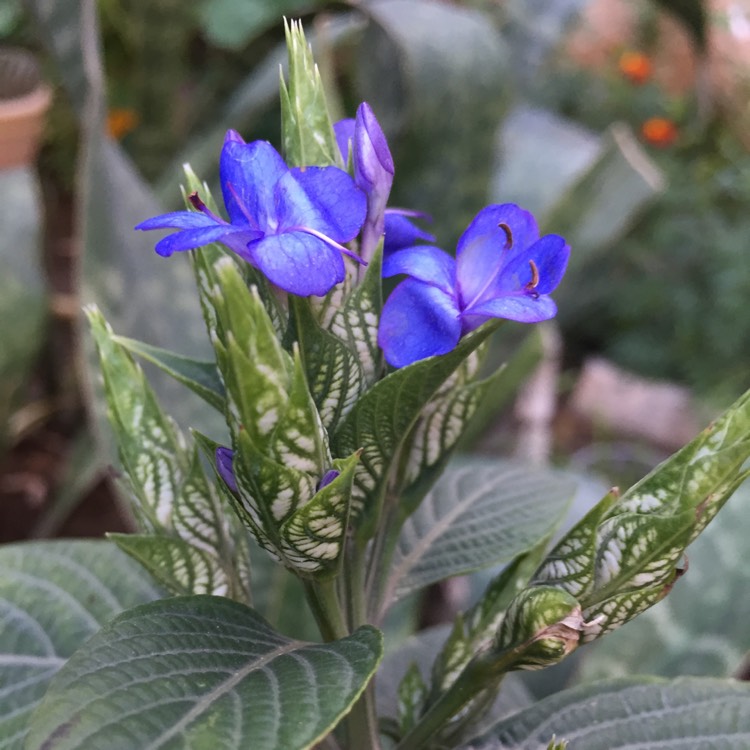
[8,20,750,750]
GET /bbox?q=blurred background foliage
[1,0,748,696]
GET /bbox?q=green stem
[342,538,382,749]
[303,578,348,642]
[394,648,517,750]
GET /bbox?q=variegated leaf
[88,308,247,601]
[280,19,339,168]
[112,335,225,413]
[332,324,500,537]
[87,306,188,530]
[432,542,551,694]
[327,244,384,386]
[279,451,360,575]
[531,387,750,640]
[398,663,428,735]
[493,587,583,671]
[108,534,228,597]
[291,296,365,432]
[399,348,511,516]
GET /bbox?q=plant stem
[341,538,382,749]
[303,578,348,642]
[393,650,513,750]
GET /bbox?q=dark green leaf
[382,458,573,610]
[472,677,750,749]
[25,596,383,750]
[0,541,165,750]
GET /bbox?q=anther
[525,259,540,291]
[498,222,513,249]
[188,191,206,211]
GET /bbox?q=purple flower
[334,103,393,262]
[215,447,238,494]
[136,131,367,297]
[378,204,570,368]
[335,105,435,261]
[216,447,341,497]
[383,211,435,257]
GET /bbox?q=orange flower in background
[107,108,139,140]
[641,117,678,148]
[618,50,652,85]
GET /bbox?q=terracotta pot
[0,47,52,170]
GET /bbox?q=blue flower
[378,204,570,368]
[136,131,367,297]
[335,104,435,261]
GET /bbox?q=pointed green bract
[113,334,225,412]
[87,306,189,530]
[327,244,385,386]
[291,296,366,432]
[108,533,227,597]
[531,387,750,640]
[281,19,339,167]
[280,450,360,576]
[87,307,250,603]
[25,597,384,750]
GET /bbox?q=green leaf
[471,677,750,749]
[532,388,750,641]
[0,541,165,750]
[399,348,504,515]
[326,244,384,387]
[332,324,500,537]
[107,534,227,598]
[291,297,366,433]
[281,18,339,168]
[279,450,361,576]
[397,663,428,734]
[579,481,750,680]
[381,458,574,610]
[112,335,225,413]
[25,596,383,750]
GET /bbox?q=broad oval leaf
[382,458,574,609]
[0,541,166,750]
[471,677,750,749]
[25,596,383,750]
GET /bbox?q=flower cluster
[137,103,569,368]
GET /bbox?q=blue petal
[456,204,539,308]
[219,138,288,229]
[153,225,243,257]
[136,211,219,231]
[384,213,435,256]
[382,246,456,295]
[248,231,345,296]
[281,167,366,242]
[498,234,570,294]
[378,279,461,368]
[465,294,557,326]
